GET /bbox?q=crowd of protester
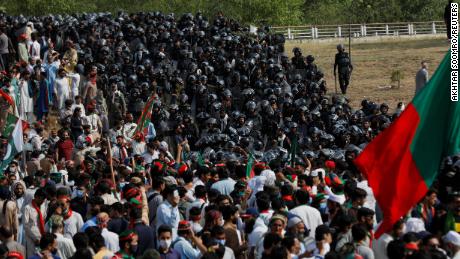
[0,10,459,259]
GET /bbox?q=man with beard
[222,205,247,259]
[11,181,26,244]
[290,190,323,239]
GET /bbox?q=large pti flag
[0,115,23,172]
[355,52,460,238]
[134,94,157,136]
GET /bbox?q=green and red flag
[0,115,23,172]
[2,113,18,137]
[134,94,157,136]
[246,152,255,179]
[355,51,460,238]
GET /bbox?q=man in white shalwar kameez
[54,68,71,110]
[23,189,47,258]
[18,71,34,121]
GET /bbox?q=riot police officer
[291,47,306,70]
[334,44,353,94]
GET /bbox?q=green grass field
[285,36,450,109]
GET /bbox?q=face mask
[215,239,226,246]
[130,244,138,254]
[9,167,16,173]
[75,189,84,198]
[119,182,127,190]
[322,241,331,254]
[319,202,328,214]
[159,239,172,250]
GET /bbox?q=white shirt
[248,218,268,248]
[63,211,84,239]
[211,178,236,195]
[54,77,71,109]
[55,233,76,259]
[30,41,41,60]
[101,228,120,252]
[131,141,146,155]
[101,193,118,206]
[290,205,323,238]
[142,150,159,164]
[372,233,393,259]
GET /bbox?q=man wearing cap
[443,231,460,258]
[114,230,138,259]
[290,190,323,239]
[156,185,181,241]
[17,34,29,64]
[173,220,207,259]
[255,214,287,259]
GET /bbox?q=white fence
[271,21,447,40]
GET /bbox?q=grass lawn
[285,36,450,109]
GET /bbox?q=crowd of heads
[0,10,458,259]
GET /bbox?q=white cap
[287,216,303,228]
[324,186,346,205]
[310,168,325,178]
[404,217,426,233]
[443,231,460,247]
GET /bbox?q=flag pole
[107,138,116,185]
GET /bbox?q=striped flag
[134,94,157,136]
[0,116,23,172]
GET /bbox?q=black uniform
[334,51,353,94]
